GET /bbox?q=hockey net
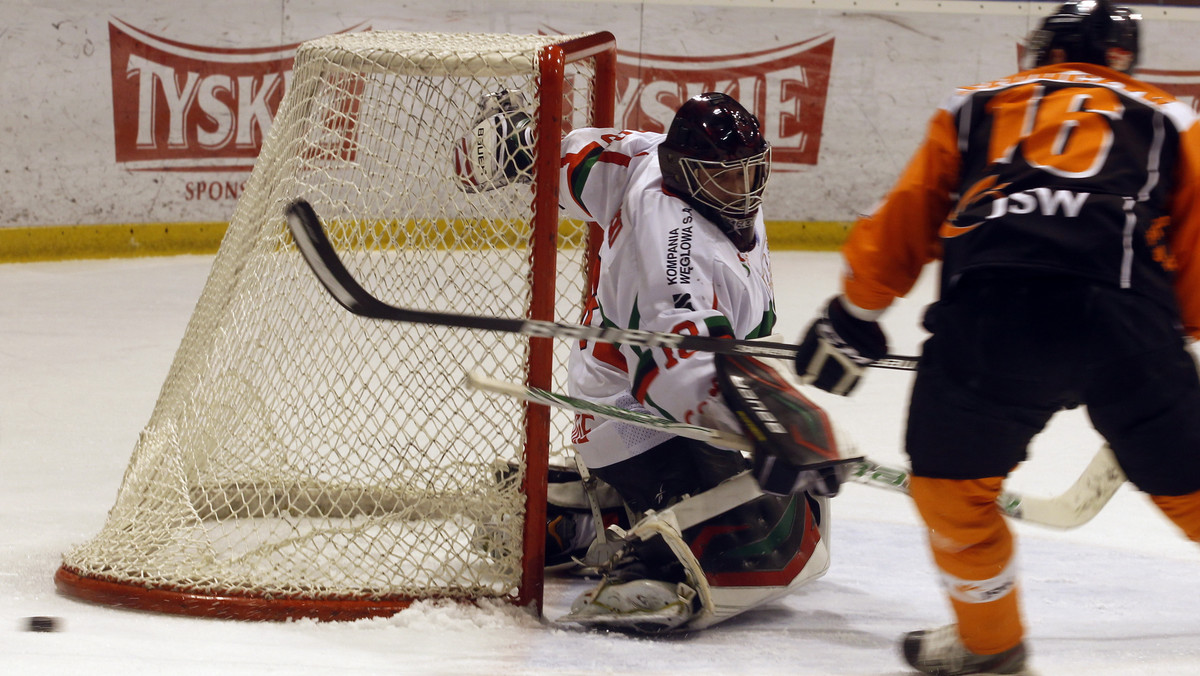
[56,30,616,620]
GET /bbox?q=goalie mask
[658,93,771,251]
[1026,0,1141,74]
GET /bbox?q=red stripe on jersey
[561,141,606,218]
[592,340,627,373]
[597,150,632,167]
[561,141,604,168]
[608,210,624,247]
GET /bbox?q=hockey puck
[24,616,62,632]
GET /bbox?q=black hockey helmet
[1026,0,1141,74]
[658,92,771,249]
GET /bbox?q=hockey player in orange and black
[795,2,1200,674]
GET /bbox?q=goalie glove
[715,353,859,497]
[452,89,535,193]
[794,295,888,396]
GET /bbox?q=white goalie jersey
[559,128,777,470]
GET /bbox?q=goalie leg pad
[559,481,830,633]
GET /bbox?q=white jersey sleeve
[560,128,776,469]
[558,128,653,224]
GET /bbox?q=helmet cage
[675,147,772,232]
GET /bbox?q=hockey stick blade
[995,444,1125,529]
[284,199,918,367]
[466,372,1125,529]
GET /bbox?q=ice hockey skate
[902,625,1028,675]
[559,577,698,633]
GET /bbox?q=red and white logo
[611,35,834,169]
[109,18,367,171]
[543,29,835,169]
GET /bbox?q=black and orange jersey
[841,62,1200,339]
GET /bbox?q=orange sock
[910,476,1024,655]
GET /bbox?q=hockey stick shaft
[284,199,919,369]
[466,372,1126,529]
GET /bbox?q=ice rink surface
[2,251,1198,675]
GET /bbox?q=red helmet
[658,93,771,249]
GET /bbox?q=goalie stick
[465,372,1127,530]
[284,199,919,370]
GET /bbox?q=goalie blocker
[716,353,861,496]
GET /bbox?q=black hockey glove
[715,353,861,497]
[794,295,888,396]
[758,461,849,498]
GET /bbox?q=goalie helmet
[658,93,771,250]
[1026,0,1141,74]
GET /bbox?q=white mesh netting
[57,30,613,618]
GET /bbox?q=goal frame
[54,29,617,621]
[517,30,616,614]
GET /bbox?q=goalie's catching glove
[452,89,535,193]
[794,295,888,396]
[715,353,859,497]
